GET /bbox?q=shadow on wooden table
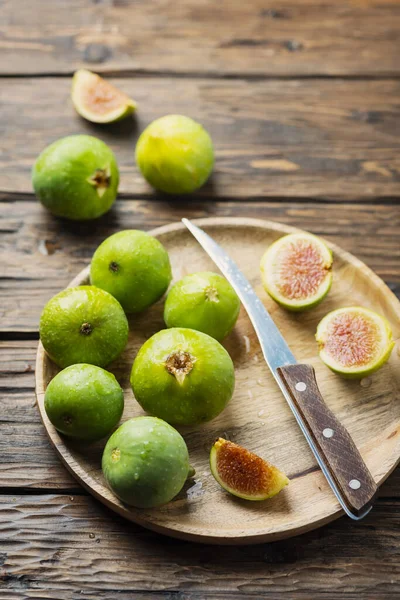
[75,113,139,139]
[79,471,398,595]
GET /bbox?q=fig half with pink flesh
[72,69,137,124]
[260,232,333,311]
[210,438,289,501]
[316,306,394,378]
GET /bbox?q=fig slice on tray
[72,69,137,124]
[316,306,394,378]
[210,438,289,501]
[260,232,333,311]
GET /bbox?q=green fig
[39,286,128,368]
[90,230,172,313]
[32,135,119,220]
[45,364,124,442]
[130,328,235,426]
[135,115,214,194]
[164,272,240,341]
[102,417,191,508]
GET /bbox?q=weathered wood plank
[0,0,399,77]
[1,199,399,333]
[1,493,400,598]
[0,341,78,490]
[1,77,400,199]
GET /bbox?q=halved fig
[210,438,289,501]
[260,232,333,311]
[72,69,137,124]
[316,307,394,378]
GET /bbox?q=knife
[182,218,378,520]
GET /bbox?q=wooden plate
[36,217,400,544]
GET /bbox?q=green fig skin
[32,135,119,220]
[164,272,240,341]
[102,417,190,508]
[130,328,235,426]
[135,115,214,195]
[90,230,172,313]
[40,286,129,369]
[45,364,124,442]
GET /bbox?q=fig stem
[90,168,110,187]
[187,465,196,479]
[205,285,219,302]
[80,322,93,336]
[205,286,219,302]
[87,166,111,197]
[165,350,195,384]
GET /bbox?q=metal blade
[182,218,372,521]
[182,218,296,372]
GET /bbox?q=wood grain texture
[2,198,400,334]
[1,77,400,199]
[0,341,78,490]
[35,218,400,543]
[1,493,400,599]
[0,0,399,77]
[278,363,377,515]
[0,0,399,592]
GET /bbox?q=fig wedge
[72,69,136,124]
[210,438,289,501]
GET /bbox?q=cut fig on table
[210,438,289,501]
[260,232,333,311]
[316,306,394,378]
[71,69,137,123]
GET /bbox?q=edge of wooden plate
[35,217,400,544]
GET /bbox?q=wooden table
[1,1,400,597]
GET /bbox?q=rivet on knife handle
[277,363,378,516]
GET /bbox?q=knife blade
[182,218,377,520]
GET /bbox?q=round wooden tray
[36,217,400,544]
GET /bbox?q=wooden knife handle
[277,363,378,516]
